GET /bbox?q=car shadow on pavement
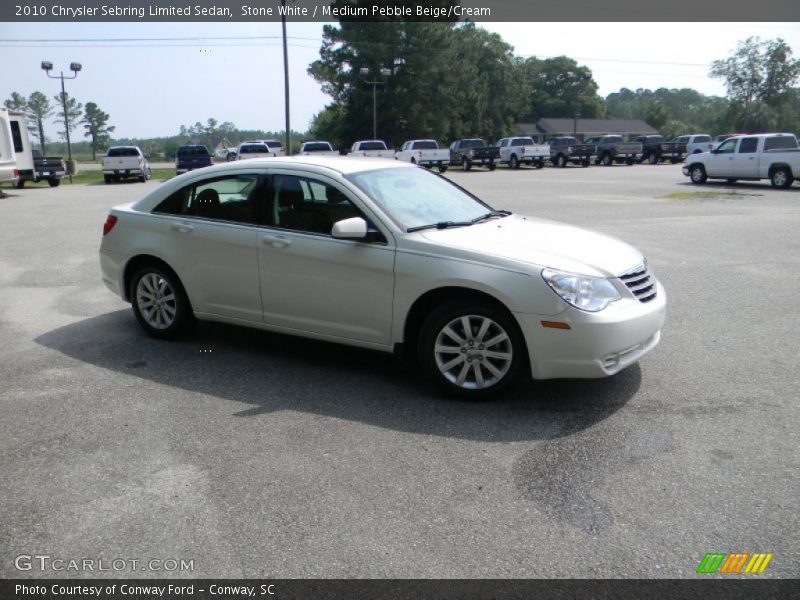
[35,310,641,442]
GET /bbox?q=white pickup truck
[497,137,550,169]
[103,146,151,183]
[236,142,277,160]
[298,141,339,156]
[683,133,800,188]
[394,139,449,172]
[348,140,395,158]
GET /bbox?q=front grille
[619,261,657,303]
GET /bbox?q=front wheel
[438,165,448,173]
[130,266,195,340]
[648,153,658,165]
[487,162,497,171]
[509,155,519,170]
[556,154,567,168]
[534,161,544,169]
[771,167,793,189]
[418,303,525,399]
[48,179,61,187]
[602,153,613,166]
[462,157,471,171]
[689,165,707,184]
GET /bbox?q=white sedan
[99,157,666,398]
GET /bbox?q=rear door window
[764,136,798,151]
[738,138,758,153]
[10,121,24,152]
[154,174,263,224]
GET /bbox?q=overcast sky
[1,21,798,139]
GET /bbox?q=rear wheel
[689,165,707,184]
[510,154,519,170]
[648,153,658,165]
[556,153,567,168]
[438,164,448,173]
[130,265,195,340]
[487,162,497,171]
[771,167,793,189]
[602,153,613,166]
[418,302,525,400]
[462,157,471,171]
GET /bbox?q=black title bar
[3,0,800,22]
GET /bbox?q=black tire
[104,175,112,184]
[438,165,448,173]
[48,179,61,187]
[625,158,635,166]
[689,164,707,184]
[130,264,195,340]
[462,157,471,171]
[487,162,497,171]
[417,300,525,400]
[670,158,680,164]
[770,167,793,189]
[113,175,121,183]
[556,153,567,168]
[534,161,544,169]
[648,153,658,165]
[510,154,519,170]
[410,157,416,165]
[581,159,590,167]
[602,152,613,167]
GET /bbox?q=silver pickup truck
[497,137,550,169]
[683,133,800,188]
[586,135,643,166]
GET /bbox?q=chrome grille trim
[619,261,657,303]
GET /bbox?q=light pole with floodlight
[359,67,392,140]
[42,61,81,183]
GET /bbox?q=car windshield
[347,167,499,231]
[460,139,484,148]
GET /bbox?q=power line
[0,35,321,42]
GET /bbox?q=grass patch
[1,168,175,188]
[662,190,763,201]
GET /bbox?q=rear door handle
[170,222,194,233]
[262,234,291,248]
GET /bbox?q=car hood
[416,214,643,277]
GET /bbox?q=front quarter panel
[392,246,564,344]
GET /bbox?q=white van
[0,107,19,183]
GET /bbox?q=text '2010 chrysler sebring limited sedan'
[99,157,666,399]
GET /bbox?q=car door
[733,137,759,178]
[705,138,737,177]
[154,172,267,322]
[257,170,395,346]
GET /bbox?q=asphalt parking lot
[1,163,798,578]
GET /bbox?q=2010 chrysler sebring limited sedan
[100,157,666,399]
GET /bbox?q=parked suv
[175,145,212,175]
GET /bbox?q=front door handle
[262,234,291,248]
[170,222,194,233]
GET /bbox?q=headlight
[541,268,621,312]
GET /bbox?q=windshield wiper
[471,210,511,224]
[407,220,473,233]
[406,210,511,233]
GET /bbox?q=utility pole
[281,0,291,154]
[42,61,81,184]
[359,68,392,140]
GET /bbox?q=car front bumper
[515,281,667,379]
[681,165,691,176]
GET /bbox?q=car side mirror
[331,217,368,240]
